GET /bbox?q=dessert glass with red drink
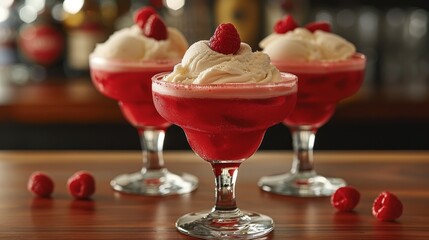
[89,56,198,195]
[258,53,366,197]
[152,72,297,239]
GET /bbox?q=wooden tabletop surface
[0,151,428,239]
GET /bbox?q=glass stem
[138,128,165,172]
[290,126,317,174]
[212,163,240,211]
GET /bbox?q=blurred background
[0,0,428,150]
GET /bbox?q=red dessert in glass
[89,56,198,196]
[278,53,365,128]
[258,53,366,197]
[153,81,297,161]
[153,72,297,239]
[90,58,174,128]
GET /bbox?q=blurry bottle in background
[381,8,407,100]
[356,6,380,97]
[402,8,428,101]
[0,0,20,102]
[17,0,65,82]
[62,0,107,79]
[0,0,20,84]
[163,0,213,44]
[381,7,429,101]
[214,0,262,50]
[99,0,130,34]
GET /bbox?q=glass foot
[258,171,346,197]
[176,209,274,239]
[111,168,198,196]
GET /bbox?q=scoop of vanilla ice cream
[92,25,188,61]
[313,31,356,61]
[92,27,145,61]
[164,40,282,84]
[262,37,318,61]
[259,28,355,62]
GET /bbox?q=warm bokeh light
[0,0,14,8]
[19,5,37,23]
[51,3,65,21]
[0,7,9,22]
[386,8,405,27]
[409,9,427,39]
[315,10,333,23]
[164,0,185,11]
[336,9,356,28]
[25,0,45,13]
[63,0,84,15]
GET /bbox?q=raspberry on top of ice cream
[164,23,284,85]
[209,23,241,55]
[260,15,355,62]
[274,15,299,34]
[92,7,188,62]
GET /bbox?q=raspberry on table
[134,6,157,30]
[67,171,96,200]
[209,23,241,55]
[305,21,332,33]
[28,171,54,198]
[274,15,298,34]
[144,14,167,41]
[372,191,403,221]
[331,186,360,211]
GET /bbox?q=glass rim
[151,72,298,99]
[152,72,297,88]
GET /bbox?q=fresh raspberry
[28,172,54,198]
[209,23,241,55]
[304,21,331,33]
[331,186,360,211]
[372,191,403,221]
[143,14,167,40]
[67,171,96,200]
[274,15,298,34]
[133,6,157,30]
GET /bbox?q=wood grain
[0,151,428,239]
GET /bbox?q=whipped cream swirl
[164,41,282,84]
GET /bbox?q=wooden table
[0,151,428,239]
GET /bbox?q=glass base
[176,209,274,239]
[110,168,198,196]
[258,171,346,197]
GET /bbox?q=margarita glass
[258,53,366,197]
[89,55,198,196]
[152,72,297,239]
